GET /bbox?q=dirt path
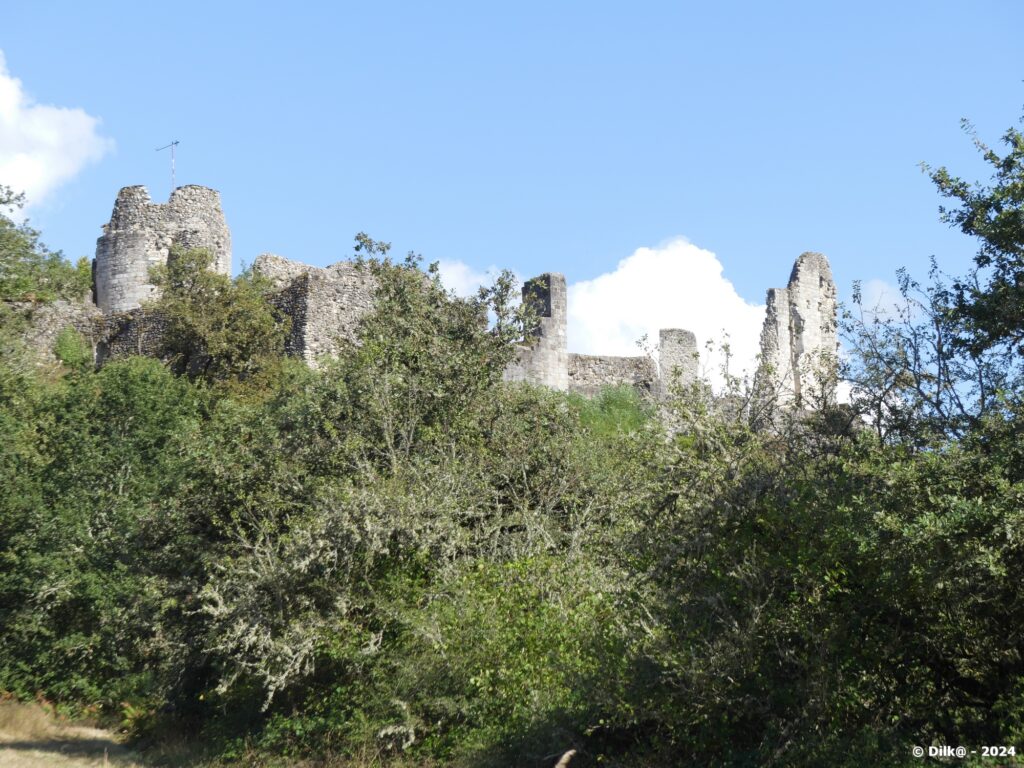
[0,702,146,767]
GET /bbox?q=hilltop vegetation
[2,117,1024,767]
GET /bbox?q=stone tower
[754,252,838,407]
[658,328,698,396]
[93,185,231,313]
[503,272,569,391]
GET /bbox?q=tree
[840,115,1024,444]
[324,236,529,472]
[926,116,1024,357]
[149,245,289,386]
[0,185,91,303]
[841,264,1008,445]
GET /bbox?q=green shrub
[569,384,652,438]
[53,326,90,368]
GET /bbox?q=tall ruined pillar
[658,328,698,397]
[94,185,231,313]
[754,252,838,409]
[503,272,569,391]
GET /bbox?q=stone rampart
[94,308,172,365]
[9,298,171,369]
[6,298,103,365]
[568,353,658,397]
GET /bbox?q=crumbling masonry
[752,252,839,408]
[94,185,231,313]
[19,185,838,403]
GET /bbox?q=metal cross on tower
[156,140,180,193]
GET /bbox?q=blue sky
[3,1,1023,374]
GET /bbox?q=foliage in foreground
[3,114,1024,767]
[0,185,91,304]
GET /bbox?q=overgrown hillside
[2,117,1024,767]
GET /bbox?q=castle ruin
[251,253,377,367]
[94,185,231,313]
[501,272,699,396]
[21,185,839,406]
[753,251,838,408]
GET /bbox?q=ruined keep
[94,185,231,313]
[753,251,839,407]
[18,184,839,408]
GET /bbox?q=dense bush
[3,116,1024,766]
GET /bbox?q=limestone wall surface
[503,273,569,391]
[658,328,698,396]
[568,353,657,397]
[94,185,231,313]
[253,254,377,367]
[754,252,838,407]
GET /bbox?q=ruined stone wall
[757,287,794,395]
[6,298,104,365]
[8,298,171,369]
[94,185,231,313]
[253,254,377,367]
[502,273,569,391]
[754,252,838,407]
[94,309,172,365]
[568,353,657,397]
[52,184,851,408]
[658,328,698,396]
[266,273,311,359]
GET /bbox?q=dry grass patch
[0,700,145,767]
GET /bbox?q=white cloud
[436,259,507,298]
[440,239,768,387]
[568,238,766,385]
[0,50,113,206]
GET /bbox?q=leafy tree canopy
[148,245,289,388]
[927,117,1024,355]
[0,185,91,303]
